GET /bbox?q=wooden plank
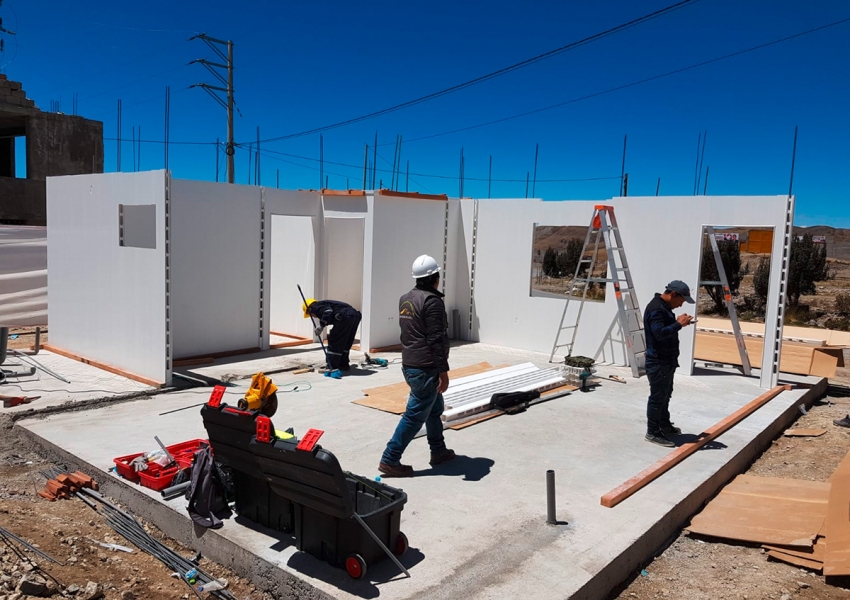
[41,344,163,388]
[173,357,215,367]
[449,411,504,430]
[601,385,792,508]
[767,550,823,571]
[369,344,403,353]
[270,339,313,349]
[824,450,850,575]
[269,331,312,341]
[784,428,827,437]
[175,346,261,361]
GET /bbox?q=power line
[248,0,699,144]
[392,15,850,146]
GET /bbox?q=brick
[37,490,56,501]
[0,73,7,80]
[11,89,24,98]
[72,471,95,488]
[21,99,35,108]
[9,81,21,90]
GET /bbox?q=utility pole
[190,33,236,183]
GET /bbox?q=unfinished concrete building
[0,75,103,224]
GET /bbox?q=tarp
[0,225,47,327]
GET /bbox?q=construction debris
[784,428,827,437]
[37,469,99,501]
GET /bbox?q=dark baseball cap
[666,280,695,304]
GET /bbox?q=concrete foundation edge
[572,378,828,600]
[15,424,333,600]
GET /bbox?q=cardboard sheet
[354,362,501,414]
[687,474,830,547]
[784,429,827,437]
[767,550,823,571]
[824,450,850,575]
[764,539,824,562]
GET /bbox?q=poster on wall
[713,232,739,242]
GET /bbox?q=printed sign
[812,236,826,244]
[714,232,739,242]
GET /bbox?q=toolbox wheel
[394,531,409,556]
[346,554,367,579]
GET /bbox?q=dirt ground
[0,417,271,600]
[612,362,850,600]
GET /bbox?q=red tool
[1,395,41,408]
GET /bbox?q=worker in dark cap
[644,280,695,447]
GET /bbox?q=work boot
[429,448,456,466]
[661,423,682,436]
[378,462,413,477]
[834,415,850,428]
[645,433,675,448]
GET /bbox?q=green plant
[787,234,830,307]
[836,293,850,316]
[543,247,557,277]
[753,257,771,308]
[824,317,850,332]
[557,238,584,278]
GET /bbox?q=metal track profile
[442,374,566,422]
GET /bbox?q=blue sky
[3,0,849,226]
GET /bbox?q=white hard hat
[411,254,440,279]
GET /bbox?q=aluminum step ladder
[549,205,646,377]
[699,226,752,375]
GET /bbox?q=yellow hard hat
[303,298,316,318]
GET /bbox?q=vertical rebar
[362,144,368,190]
[619,134,627,196]
[656,177,661,196]
[788,125,798,197]
[215,137,220,182]
[546,470,556,524]
[488,155,492,199]
[703,165,710,195]
[532,143,539,197]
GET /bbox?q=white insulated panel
[170,179,262,358]
[269,215,315,338]
[324,218,365,312]
[46,171,168,383]
[262,189,322,350]
[366,194,446,350]
[468,196,792,379]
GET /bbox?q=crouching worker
[303,298,362,375]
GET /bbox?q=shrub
[836,293,850,316]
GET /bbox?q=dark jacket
[644,293,682,365]
[308,300,358,328]
[399,285,450,372]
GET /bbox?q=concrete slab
[17,343,826,600]
[1,350,154,415]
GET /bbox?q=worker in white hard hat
[379,254,455,477]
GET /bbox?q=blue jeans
[646,361,676,435]
[380,367,447,466]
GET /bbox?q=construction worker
[303,299,362,373]
[379,254,455,477]
[644,280,695,447]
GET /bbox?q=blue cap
[666,280,695,304]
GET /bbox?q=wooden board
[601,385,791,508]
[686,475,830,547]
[784,429,827,437]
[824,449,850,575]
[697,317,850,348]
[354,362,500,414]
[767,550,823,571]
[694,332,838,377]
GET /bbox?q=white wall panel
[366,194,446,350]
[262,189,322,349]
[170,180,261,358]
[468,196,790,376]
[47,171,167,383]
[325,218,364,312]
[269,215,315,337]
